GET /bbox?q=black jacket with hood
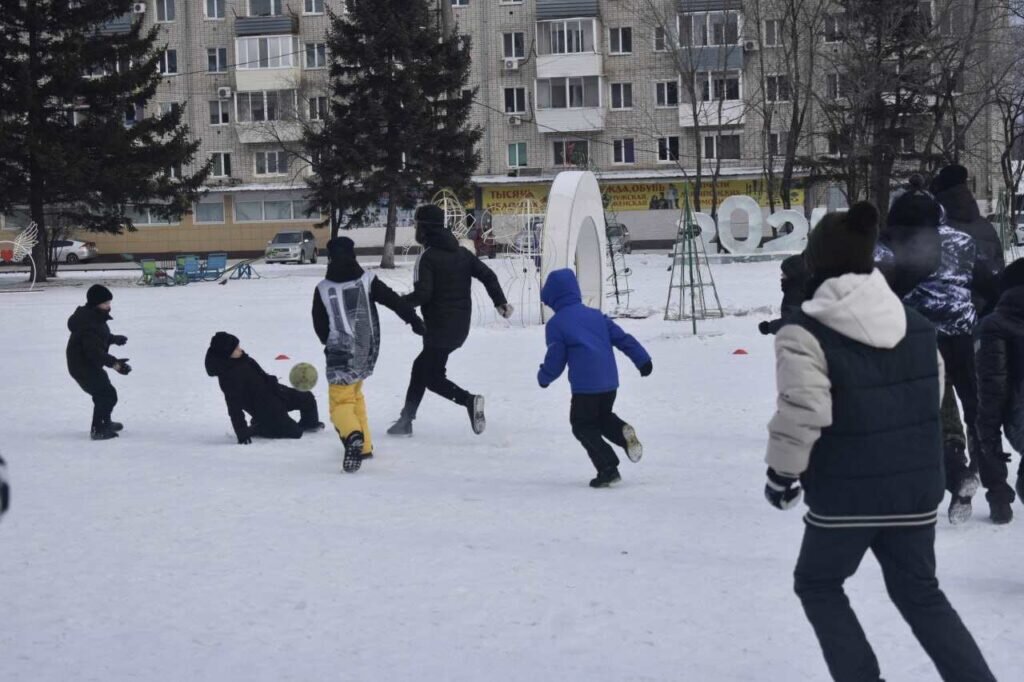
[66,306,118,382]
[934,183,1005,316]
[406,227,507,349]
[976,285,1024,460]
[761,253,810,335]
[204,351,301,440]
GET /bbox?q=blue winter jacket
[538,269,651,394]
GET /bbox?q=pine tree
[306,0,481,268]
[0,1,208,282]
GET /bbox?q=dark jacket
[762,254,809,335]
[204,351,301,441]
[311,256,421,384]
[66,306,118,382]
[934,183,1004,316]
[405,228,507,349]
[538,269,651,394]
[976,285,1024,457]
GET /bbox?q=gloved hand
[496,303,515,319]
[539,382,549,389]
[0,453,9,520]
[113,359,132,375]
[765,468,802,510]
[639,361,653,377]
[410,317,426,336]
[758,321,773,336]
[111,334,128,346]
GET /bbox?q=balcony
[535,108,606,133]
[233,35,302,92]
[536,52,603,80]
[235,68,301,92]
[97,14,132,35]
[235,15,298,37]
[679,100,745,127]
[235,122,304,144]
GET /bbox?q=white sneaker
[469,395,486,435]
[623,424,643,463]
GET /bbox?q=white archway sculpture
[0,222,39,292]
[540,171,608,320]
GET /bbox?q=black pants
[74,371,117,429]
[253,385,319,439]
[403,346,472,417]
[794,523,994,682]
[570,391,628,472]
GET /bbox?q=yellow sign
[481,179,803,214]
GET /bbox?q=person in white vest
[312,237,424,473]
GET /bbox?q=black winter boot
[342,431,364,473]
[302,421,325,433]
[1016,472,1024,505]
[991,500,1013,525]
[109,421,124,432]
[467,395,485,435]
[589,467,621,488]
[387,405,415,437]
[90,424,119,440]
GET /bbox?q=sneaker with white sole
[468,395,485,435]
[622,424,643,463]
[949,473,980,525]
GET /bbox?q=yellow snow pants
[328,382,372,455]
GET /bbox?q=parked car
[51,239,98,264]
[265,230,318,264]
[514,218,544,253]
[606,222,632,254]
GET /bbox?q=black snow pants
[252,385,319,439]
[403,346,472,417]
[570,391,628,472]
[794,523,994,682]
[74,370,117,429]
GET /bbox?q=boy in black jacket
[205,333,323,444]
[66,285,131,440]
[759,253,809,336]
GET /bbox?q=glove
[0,454,9,519]
[111,334,128,346]
[113,359,132,375]
[758,321,772,335]
[639,361,653,377]
[539,382,549,389]
[496,303,514,319]
[410,317,426,336]
[765,468,802,510]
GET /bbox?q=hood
[325,255,365,283]
[541,269,583,311]
[934,184,982,224]
[67,305,109,332]
[205,349,244,378]
[780,253,808,281]
[802,269,907,349]
[997,285,1024,318]
[418,227,460,252]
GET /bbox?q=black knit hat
[86,284,113,307]
[326,236,355,259]
[414,204,446,231]
[805,201,880,278]
[930,164,969,195]
[888,175,942,229]
[1001,259,1024,294]
[208,332,240,359]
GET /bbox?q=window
[824,14,844,43]
[206,0,224,19]
[237,36,299,69]
[898,132,915,154]
[681,12,740,46]
[249,0,282,16]
[704,135,741,159]
[304,0,324,13]
[237,90,296,122]
[195,198,226,224]
[658,136,680,162]
[698,72,741,101]
[613,138,635,164]
[539,19,595,55]
[210,153,232,177]
[209,99,230,125]
[255,150,290,175]
[553,140,589,166]
[305,42,327,69]
[156,0,175,22]
[656,80,679,107]
[308,96,328,120]
[764,19,782,47]
[158,50,178,75]
[826,73,849,99]
[503,32,525,59]
[207,47,228,73]
[504,87,527,114]
[167,163,182,180]
[610,82,633,110]
[827,133,843,155]
[124,104,144,127]
[235,198,317,222]
[654,26,668,51]
[536,77,600,109]
[766,75,790,102]
[609,27,633,54]
[939,4,966,36]
[768,131,788,157]
[159,102,180,117]
[452,0,468,6]
[508,142,527,168]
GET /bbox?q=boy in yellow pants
[313,237,424,472]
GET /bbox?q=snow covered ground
[1,255,1021,681]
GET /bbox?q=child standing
[66,285,131,440]
[537,269,652,487]
[312,237,424,473]
[765,202,994,681]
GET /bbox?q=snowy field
[1,255,1021,681]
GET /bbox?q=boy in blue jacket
[538,269,653,487]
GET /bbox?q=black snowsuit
[204,352,318,441]
[760,254,809,335]
[400,228,507,415]
[66,305,122,429]
[974,284,1024,505]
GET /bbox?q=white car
[52,239,99,264]
[265,230,319,264]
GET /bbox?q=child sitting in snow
[312,237,424,473]
[205,333,323,444]
[537,269,652,487]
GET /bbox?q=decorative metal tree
[664,188,723,333]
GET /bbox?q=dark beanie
[208,332,240,359]
[805,201,880,278]
[86,284,113,307]
[930,164,969,195]
[327,236,355,259]
[414,204,446,231]
[887,175,941,229]
[1000,259,1024,294]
